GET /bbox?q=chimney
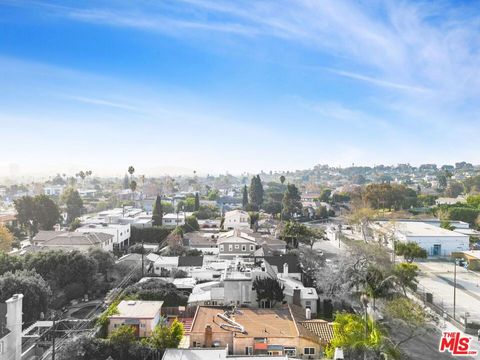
[205,324,213,347]
[6,294,23,360]
[293,288,301,306]
[305,308,311,320]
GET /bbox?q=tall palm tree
[130,180,137,203]
[128,166,135,184]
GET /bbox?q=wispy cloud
[326,68,431,94]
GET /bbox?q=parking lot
[417,260,480,323]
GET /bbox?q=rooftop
[394,221,467,237]
[111,300,163,319]
[191,306,298,338]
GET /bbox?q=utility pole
[453,258,457,319]
[51,316,56,360]
[141,239,145,277]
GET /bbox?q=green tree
[325,312,384,359]
[184,215,199,232]
[152,195,163,226]
[282,184,302,220]
[393,263,419,296]
[319,189,332,202]
[0,269,51,323]
[466,195,480,208]
[14,195,38,236]
[445,181,464,197]
[194,192,200,211]
[34,195,61,230]
[0,225,14,252]
[395,242,427,263]
[440,220,455,231]
[248,211,259,231]
[88,248,115,281]
[62,188,84,224]
[242,185,249,209]
[252,277,285,307]
[280,175,286,184]
[249,175,264,209]
[148,319,184,349]
[0,252,23,275]
[109,325,137,360]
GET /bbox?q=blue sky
[1,0,479,177]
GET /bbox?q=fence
[412,283,480,334]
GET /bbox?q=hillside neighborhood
[1,164,480,359]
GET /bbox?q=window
[306,301,311,306]
[219,245,224,251]
[140,323,145,328]
[235,245,240,249]
[304,348,315,355]
[242,245,246,251]
[245,346,253,355]
[284,347,296,356]
[229,245,233,251]
[0,340,4,354]
[250,245,254,251]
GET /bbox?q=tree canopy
[62,188,84,224]
[252,277,285,307]
[152,195,163,226]
[282,184,302,220]
[249,175,264,209]
[395,242,427,262]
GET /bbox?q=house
[0,294,23,360]
[372,221,469,256]
[223,210,250,230]
[189,305,329,358]
[0,214,17,227]
[43,185,64,196]
[162,347,289,360]
[163,213,186,227]
[150,256,180,276]
[188,256,317,314]
[76,223,131,250]
[32,230,113,252]
[108,300,163,337]
[217,230,257,259]
[183,231,219,254]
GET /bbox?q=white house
[374,221,469,257]
[43,185,64,196]
[223,210,250,230]
[32,231,113,252]
[0,294,23,360]
[76,223,131,250]
[162,213,186,227]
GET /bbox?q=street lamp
[360,294,369,360]
[453,258,457,320]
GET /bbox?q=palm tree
[128,166,135,184]
[130,180,137,203]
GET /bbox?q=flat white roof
[382,221,467,237]
[111,300,163,319]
